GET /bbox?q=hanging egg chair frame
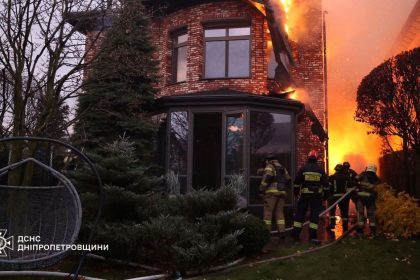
[0,137,103,280]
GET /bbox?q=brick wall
[83,0,326,169]
[150,1,277,97]
[291,0,326,168]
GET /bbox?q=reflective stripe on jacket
[259,160,290,195]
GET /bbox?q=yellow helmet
[366,163,377,173]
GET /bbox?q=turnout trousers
[356,195,376,233]
[293,193,323,239]
[328,196,350,231]
[263,193,285,232]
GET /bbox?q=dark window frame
[202,19,252,79]
[170,26,188,83]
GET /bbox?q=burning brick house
[71,0,328,215]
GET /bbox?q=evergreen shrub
[136,215,242,272]
[169,186,238,219]
[230,213,270,255]
[376,183,420,238]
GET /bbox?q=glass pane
[205,28,226,37]
[228,40,250,77]
[205,41,226,78]
[226,113,244,175]
[250,111,292,176]
[249,177,263,205]
[279,51,290,73]
[268,42,276,79]
[169,111,188,175]
[229,27,250,36]
[177,33,188,44]
[176,46,187,82]
[250,111,292,203]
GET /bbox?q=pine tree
[70,0,163,260]
[75,0,158,163]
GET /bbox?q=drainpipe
[322,10,329,175]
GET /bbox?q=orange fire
[279,0,292,35]
[328,100,382,174]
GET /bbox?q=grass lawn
[199,239,420,280]
[1,239,419,280]
[0,255,153,280]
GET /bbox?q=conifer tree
[70,0,163,259]
[75,0,158,162]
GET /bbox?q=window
[172,32,188,82]
[268,40,276,79]
[204,26,251,78]
[169,111,189,193]
[249,111,292,204]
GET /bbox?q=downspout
[322,10,329,174]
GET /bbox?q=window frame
[170,27,188,83]
[202,19,252,79]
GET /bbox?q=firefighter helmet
[366,163,377,173]
[265,153,277,161]
[334,164,343,172]
[308,150,318,159]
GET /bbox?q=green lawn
[199,239,420,280]
[1,239,419,280]
[0,255,152,280]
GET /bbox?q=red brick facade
[147,0,325,168]
[84,0,326,169]
[150,1,279,96]
[289,0,326,168]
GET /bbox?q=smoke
[324,0,417,172]
[268,0,322,42]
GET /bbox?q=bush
[230,213,270,255]
[376,183,420,238]
[136,215,242,272]
[168,186,238,219]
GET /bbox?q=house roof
[153,88,304,113]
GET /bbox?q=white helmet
[366,163,377,173]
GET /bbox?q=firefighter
[343,161,358,191]
[342,161,358,224]
[292,150,328,244]
[259,153,291,233]
[355,163,381,238]
[328,164,352,233]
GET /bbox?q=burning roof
[68,0,295,88]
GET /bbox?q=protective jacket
[329,170,351,198]
[259,160,290,195]
[294,161,328,195]
[356,171,381,198]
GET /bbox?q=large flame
[279,0,292,35]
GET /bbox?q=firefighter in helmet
[328,164,352,234]
[259,153,291,233]
[355,163,381,238]
[343,162,357,183]
[292,150,328,244]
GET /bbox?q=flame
[279,0,292,35]
[328,101,381,174]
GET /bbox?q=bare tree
[0,0,108,185]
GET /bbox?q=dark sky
[323,0,417,172]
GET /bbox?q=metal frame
[0,157,82,270]
[203,22,252,79]
[171,27,189,83]
[165,104,296,206]
[0,137,103,280]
